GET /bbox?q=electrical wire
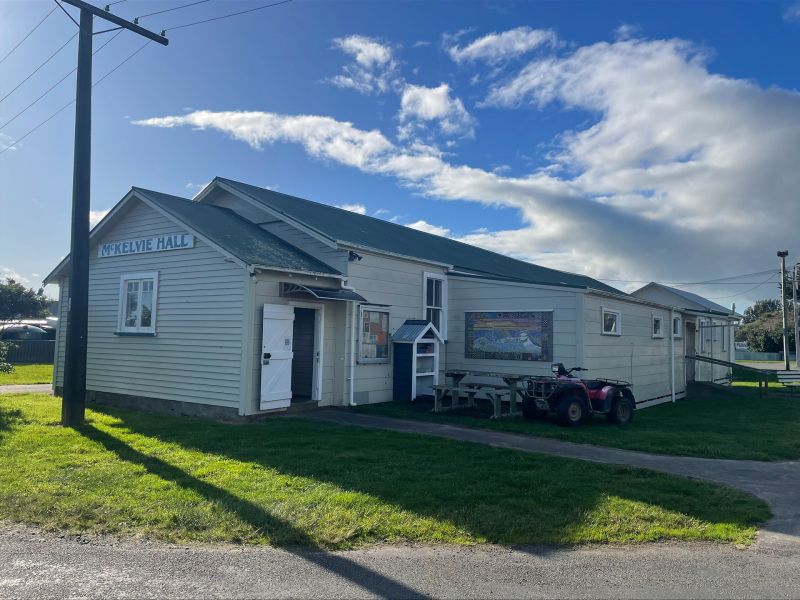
[598,269,778,286]
[136,0,211,20]
[0,5,58,66]
[0,29,123,133]
[705,276,779,300]
[164,0,292,31]
[0,33,78,106]
[0,38,151,157]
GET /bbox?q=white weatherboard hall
[45,177,739,419]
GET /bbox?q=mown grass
[355,386,800,461]
[0,393,769,548]
[0,364,53,385]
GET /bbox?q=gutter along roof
[213,177,624,294]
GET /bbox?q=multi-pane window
[424,273,447,338]
[652,315,664,338]
[118,272,158,334]
[601,308,621,335]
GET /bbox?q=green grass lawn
[355,386,800,461]
[0,393,769,548]
[0,364,53,385]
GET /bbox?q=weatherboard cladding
[215,178,623,294]
[133,188,342,276]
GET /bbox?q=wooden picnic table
[433,369,531,418]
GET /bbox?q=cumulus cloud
[329,35,400,94]
[406,220,451,237]
[784,2,800,21]
[337,203,367,214]
[1,267,30,285]
[448,26,557,64]
[89,209,110,227]
[135,36,800,303]
[398,83,475,138]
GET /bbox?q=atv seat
[584,380,605,390]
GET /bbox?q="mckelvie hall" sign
[98,234,195,258]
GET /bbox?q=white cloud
[448,26,557,64]
[0,133,17,152]
[1,267,30,285]
[784,2,800,21]
[614,23,641,40]
[329,35,400,94]
[185,181,212,198]
[89,209,110,227]
[337,203,367,214]
[135,37,800,304]
[406,220,451,237]
[398,83,475,138]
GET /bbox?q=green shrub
[0,341,15,374]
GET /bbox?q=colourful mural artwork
[465,311,553,361]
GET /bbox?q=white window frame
[700,319,713,353]
[652,314,665,339]
[672,315,682,339]
[358,305,390,364]
[601,307,622,336]
[117,271,158,334]
[422,272,447,340]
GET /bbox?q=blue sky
[1,0,799,306]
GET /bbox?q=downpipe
[670,308,676,403]
[342,281,358,407]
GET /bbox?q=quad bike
[521,363,635,427]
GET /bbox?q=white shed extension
[45,177,736,419]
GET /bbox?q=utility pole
[793,263,799,370]
[777,250,790,372]
[59,0,167,426]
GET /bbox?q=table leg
[434,387,442,413]
[492,393,501,419]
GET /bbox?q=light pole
[793,263,799,370]
[778,250,790,372]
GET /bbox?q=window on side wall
[672,316,682,338]
[700,320,713,353]
[359,306,390,364]
[423,272,447,339]
[118,272,158,334]
[652,315,664,339]
[601,308,621,336]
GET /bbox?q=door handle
[262,352,271,365]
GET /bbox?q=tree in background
[736,298,795,353]
[0,279,49,321]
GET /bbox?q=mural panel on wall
[465,311,553,362]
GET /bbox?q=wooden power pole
[59,0,168,426]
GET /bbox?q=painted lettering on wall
[98,234,194,258]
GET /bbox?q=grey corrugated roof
[634,283,734,315]
[134,188,342,276]
[215,177,623,294]
[392,320,438,343]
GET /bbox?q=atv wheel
[607,394,634,425]
[557,396,587,427]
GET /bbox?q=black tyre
[556,396,587,427]
[607,393,634,425]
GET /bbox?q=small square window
[652,315,664,338]
[601,308,621,336]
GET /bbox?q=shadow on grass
[0,405,24,443]
[87,405,768,550]
[78,424,430,600]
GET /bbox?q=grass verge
[0,393,769,548]
[0,364,53,386]
[355,386,800,461]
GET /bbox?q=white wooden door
[260,304,294,410]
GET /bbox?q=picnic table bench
[777,371,800,394]
[432,370,531,418]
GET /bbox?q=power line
[0,5,58,67]
[599,269,777,286]
[136,0,211,20]
[0,33,78,106]
[705,276,778,300]
[0,29,122,133]
[164,0,292,31]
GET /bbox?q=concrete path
[0,384,51,394]
[304,409,800,553]
[1,525,799,599]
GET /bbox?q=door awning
[280,282,367,302]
